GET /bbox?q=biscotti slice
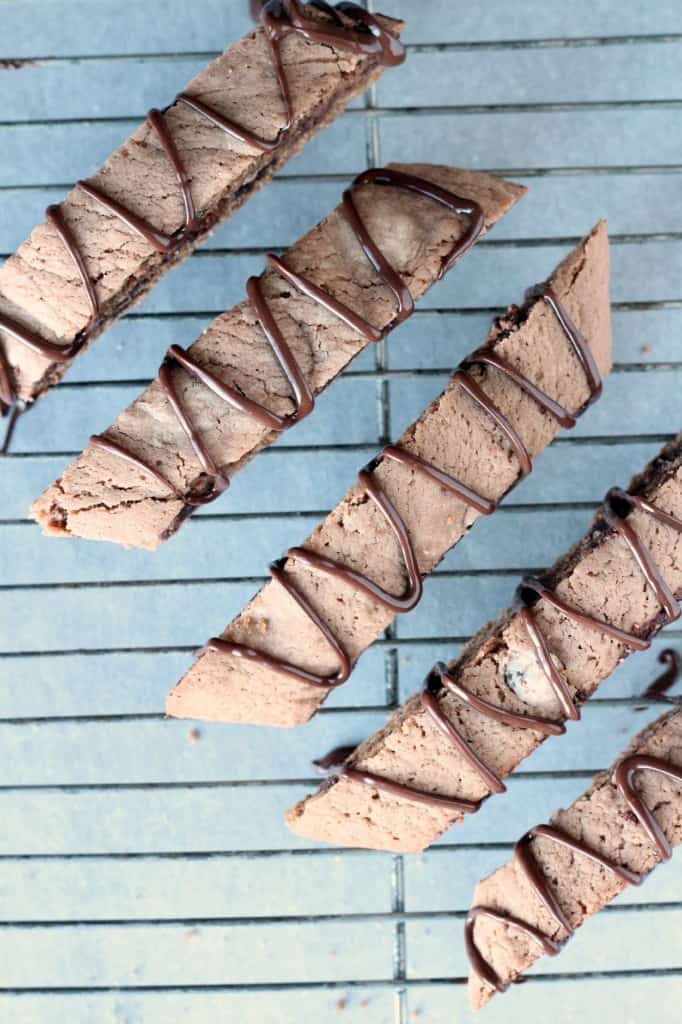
[286,432,682,849]
[166,223,612,727]
[0,3,405,444]
[31,164,526,549]
[466,706,682,1010]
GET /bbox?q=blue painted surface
[0,1,681,1022]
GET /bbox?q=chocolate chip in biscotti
[286,431,682,851]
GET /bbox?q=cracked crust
[165,223,612,727]
[0,8,404,408]
[31,164,526,549]
[467,707,682,1010]
[285,430,682,850]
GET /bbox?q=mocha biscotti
[166,223,612,727]
[286,433,682,851]
[466,707,682,1010]
[0,3,404,435]
[31,164,525,548]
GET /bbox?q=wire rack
[1,1,681,1021]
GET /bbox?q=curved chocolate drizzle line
[465,905,562,993]
[339,764,479,814]
[467,753,682,993]
[614,754,682,859]
[451,369,533,479]
[528,284,603,408]
[603,488,682,624]
[180,1,404,151]
[90,166,485,502]
[202,453,424,690]
[76,107,199,255]
[0,1,403,452]
[205,557,352,690]
[288,464,423,613]
[89,435,184,500]
[335,490,682,827]
[0,204,103,453]
[457,283,603,480]
[200,437,504,698]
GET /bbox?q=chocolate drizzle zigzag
[90,167,485,507]
[0,0,404,452]
[339,488,681,812]
[466,753,682,993]
[202,288,602,691]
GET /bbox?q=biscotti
[0,2,405,444]
[166,223,612,727]
[286,432,682,850]
[466,706,682,1010]
[31,164,525,549]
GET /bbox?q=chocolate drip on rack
[313,745,357,776]
[90,166,485,503]
[466,753,682,993]
[331,489,681,819]
[642,648,681,701]
[0,1,403,452]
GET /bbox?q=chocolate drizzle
[329,487,681,817]
[201,287,605,763]
[89,166,485,505]
[77,108,199,254]
[466,754,682,993]
[0,204,102,452]
[339,765,479,813]
[0,1,404,453]
[188,2,405,152]
[451,284,603,482]
[527,284,602,409]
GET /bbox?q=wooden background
[1,1,681,1020]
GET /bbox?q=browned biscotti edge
[285,429,682,850]
[31,165,526,549]
[164,222,610,726]
[467,706,682,1010]
[0,9,405,407]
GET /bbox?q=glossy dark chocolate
[467,752,682,993]
[92,166,485,506]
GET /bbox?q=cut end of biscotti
[165,659,318,728]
